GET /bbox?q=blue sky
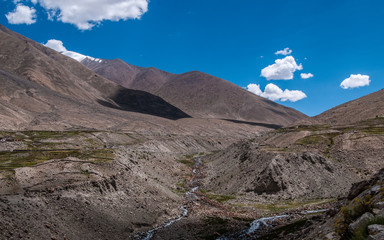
[1,0,383,116]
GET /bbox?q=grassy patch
[295,132,340,146]
[252,198,335,213]
[178,159,194,167]
[360,126,384,135]
[275,125,330,133]
[174,179,187,194]
[0,131,115,171]
[207,193,236,202]
[0,148,115,171]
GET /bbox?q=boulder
[373,202,384,210]
[368,224,384,235]
[324,232,338,240]
[348,212,374,233]
[368,232,384,240]
[376,209,384,218]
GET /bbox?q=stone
[324,232,338,240]
[368,232,384,240]
[368,224,384,235]
[347,180,369,200]
[348,212,374,233]
[376,209,384,218]
[373,202,384,210]
[370,185,381,195]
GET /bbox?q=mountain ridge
[81,57,307,126]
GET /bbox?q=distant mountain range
[81,58,306,126]
[0,24,307,131]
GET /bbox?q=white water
[140,157,203,240]
[247,215,289,234]
[216,209,328,240]
[142,206,189,240]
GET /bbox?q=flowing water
[140,157,203,240]
[140,156,327,240]
[216,209,328,240]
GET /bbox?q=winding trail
[140,157,203,240]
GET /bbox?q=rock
[376,209,384,218]
[370,185,381,194]
[324,232,338,240]
[373,208,381,215]
[373,202,384,210]
[347,180,369,200]
[368,224,384,235]
[368,232,384,240]
[348,212,374,233]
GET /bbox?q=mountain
[312,88,384,125]
[82,58,307,126]
[0,24,195,131]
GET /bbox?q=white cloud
[5,4,37,25]
[44,39,99,62]
[247,84,263,96]
[340,74,371,89]
[301,73,314,79]
[31,0,149,30]
[247,83,307,102]
[275,48,292,56]
[261,56,303,80]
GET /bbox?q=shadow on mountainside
[222,119,282,129]
[98,88,191,120]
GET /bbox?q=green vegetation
[178,159,194,167]
[0,131,115,171]
[275,125,330,133]
[275,117,384,136]
[258,219,308,240]
[335,195,373,236]
[350,217,384,240]
[295,132,340,146]
[247,198,335,213]
[174,178,187,194]
[207,193,236,202]
[0,148,115,171]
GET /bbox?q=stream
[139,156,328,240]
[216,209,328,240]
[140,157,203,240]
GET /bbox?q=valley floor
[0,117,383,240]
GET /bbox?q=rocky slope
[281,168,384,240]
[82,58,307,126]
[312,88,384,126]
[204,117,384,203]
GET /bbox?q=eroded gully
[139,156,327,240]
[140,157,204,240]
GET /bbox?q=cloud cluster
[247,83,307,102]
[261,56,303,80]
[6,0,149,30]
[340,74,371,89]
[44,39,94,62]
[5,4,36,25]
[275,48,292,56]
[300,73,314,79]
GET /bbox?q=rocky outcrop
[204,140,358,200]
